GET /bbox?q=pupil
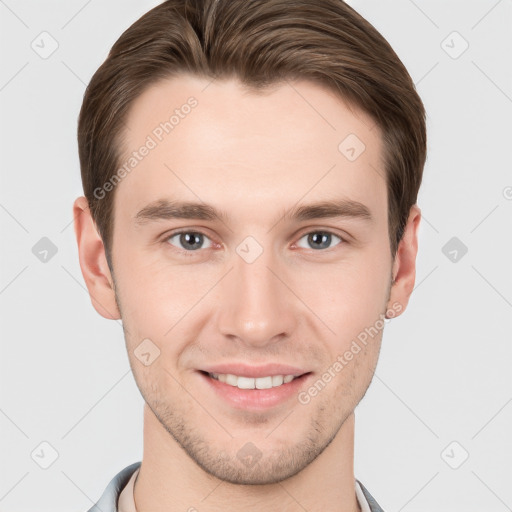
[181,232,202,250]
[309,232,330,250]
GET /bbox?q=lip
[197,369,313,410]
[199,363,308,378]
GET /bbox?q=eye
[163,229,345,255]
[295,231,344,251]
[165,231,213,252]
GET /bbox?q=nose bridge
[217,237,296,346]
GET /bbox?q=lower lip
[198,371,312,410]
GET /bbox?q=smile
[208,372,300,389]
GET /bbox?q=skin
[74,74,421,512]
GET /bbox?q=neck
[133,404,360,512]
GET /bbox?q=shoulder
[356,479,386,512]
[86,461,141,512]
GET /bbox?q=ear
[386,204,421,317]
[73,196,121,320]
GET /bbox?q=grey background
[0,0,511,511]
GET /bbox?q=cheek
[114,247,198,315]
[114,252,223,362]
[295,255,390,341]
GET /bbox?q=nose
[216,244,298,349]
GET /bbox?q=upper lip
[199,363,309,378]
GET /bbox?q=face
[78,74,416,485]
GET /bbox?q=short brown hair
[78,0,426,268]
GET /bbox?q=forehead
[115,74,387,227]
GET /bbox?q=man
[74,0,426,510]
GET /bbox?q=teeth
[237,376,255,389]
[272,375,284,386]
[255,376,272,389]
[209,372,299,389]
[225,374,238,386]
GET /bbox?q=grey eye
[296,231,342,250]
[167,231,213,251]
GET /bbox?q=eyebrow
[134,198,373,226]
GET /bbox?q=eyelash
[162,229,347,257]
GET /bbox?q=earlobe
[73,196,121,320]
[386,205,422,317]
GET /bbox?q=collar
[88,462,384,512]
